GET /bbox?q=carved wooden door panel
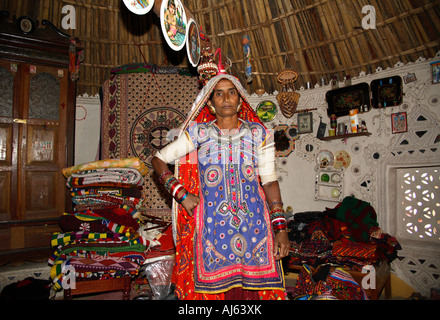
[0,59,67,250]
[0,60,16,231]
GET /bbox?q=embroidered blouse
[155,120,284,293]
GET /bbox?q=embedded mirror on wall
[325,83,370,117]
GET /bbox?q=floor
[0,259,417,300]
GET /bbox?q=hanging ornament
[199,26,207,41]
[242,35,252,83]
[197,38,218,85]
[276,69,300,118]
[224,57,233,74]
[215,48,227,75]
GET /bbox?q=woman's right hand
[180,192,200,216]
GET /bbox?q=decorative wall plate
[186,18,201,67]
[316,150,334,168]
[160,0,187,51]
[122,0,154,15]
[333,150,351,169]
[256,100,277,122]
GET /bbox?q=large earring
[208,105,216,115]
[237,102,243,113]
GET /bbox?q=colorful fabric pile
[48,158,150,291]
[287,196,401,272]
[290,264,370,300]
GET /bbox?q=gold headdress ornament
[197,35,218,86]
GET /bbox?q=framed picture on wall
[403,73,417,84]
[431,61,440,84]
[297,112,313,134]
[391,112,408,134]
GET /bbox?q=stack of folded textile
[48,158,150,291]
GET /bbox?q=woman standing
[151,74,290,300]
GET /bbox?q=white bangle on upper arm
[258,143,277,185]
[154,133,195,164]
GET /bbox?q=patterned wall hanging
[197,37,218,85]
[130,107,186,166]
[101,68,198,217]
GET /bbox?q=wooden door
[0,59,67,250]
[0,59,19,250]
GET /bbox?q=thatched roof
[2,0,439,96]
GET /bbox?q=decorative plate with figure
[122,0,155,15]
[316,150,334,168]
[186,18,201,67]
[160,0,187,51]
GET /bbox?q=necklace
[207,120,250,144]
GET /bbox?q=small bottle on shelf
[349,108,359,133]
[361,120,367,132]
[330,114,337,129]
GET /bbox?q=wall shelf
[318,132,371,141]
[314,166,345,202]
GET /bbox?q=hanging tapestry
[101,66,198,218]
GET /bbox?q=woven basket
[276,69,300,118]
[276,91,300,118]
[277,69,298,85]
